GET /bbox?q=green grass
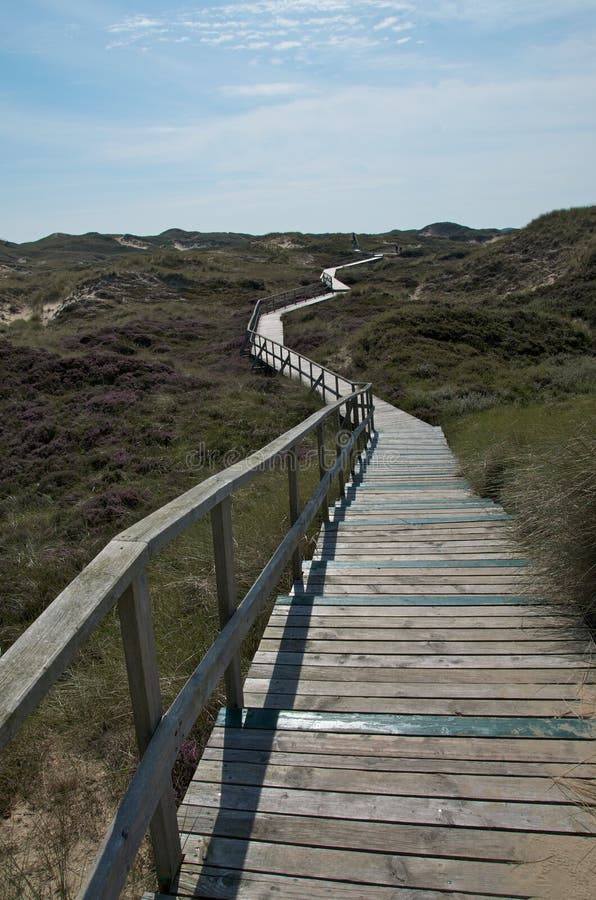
[445,398,596,622]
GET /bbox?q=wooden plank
[271,603,571,617]
[164,867,505,899]
[177,808,596,870]
[173,835,592,897]
[301,575,529,584]
[207,725,596,762]
[257,638,591,655]
[244,692,594,717]
[200,745,596,778]
[181,781,596,833]
[253,650,594,669]
[247,662,596,683]
[304,558,530,568]
[216,708,596,739]
[244,677,594,700]
[280,594,543,605]
[268,613,584,628]
[192,758,592,804]
[262,626,589,642]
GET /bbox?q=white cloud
[422,1,596,27]
[3,69,596,239]
[374,16,399,30]
[221,82,308,97]
[107,17,163,34]
[106,2,418,54]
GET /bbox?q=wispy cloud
[105,0,596,57]
[106,2,418,56]
[221,82,309,97]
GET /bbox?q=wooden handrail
[0,311,374,897]
[79,414,371,899]
[0,392,368,750]
[247,331,358,401]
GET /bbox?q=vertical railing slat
[118,574,182,891]
[316,423,330,522]
[211,497,244,708]
[336,407,346,498]
[288,446,302,580]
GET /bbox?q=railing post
[316,423,329,522]
[359,391,367,448]
[210,497,244,708]
[288,446,302,580]
[350,395,361,477]
[118,573,182,891]
[368,387,375,436]
[336,408,346,498]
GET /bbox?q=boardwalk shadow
[176,439,378,896]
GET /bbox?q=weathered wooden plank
[269,614,580,630]
[304,558,530,568]
[178,807,596,862]
[216,708,596,739]
[253,650,594,669]
[191,758,592,804]
[262,626,589,642]
[247,662,596,683]
[199,746,596,778]
[271,603,570,617]
[257,638,591,655]
[301,575,529,585]
[207,725,596,762]
[244,692,594,717]
[181,780,596,833]
[173,835,591,898]
[160,868,507,900]
[244,677,594,700]
[280,593,542,605]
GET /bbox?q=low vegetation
[445,400,596,624]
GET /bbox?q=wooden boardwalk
[155,395,596,898]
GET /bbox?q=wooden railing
[245,281,326,339]
[250,329,368,405]
[0,292,375,897]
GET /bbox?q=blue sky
[2,1,596,241]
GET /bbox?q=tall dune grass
[446,399,596,624]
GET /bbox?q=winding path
[154,262,596,899]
